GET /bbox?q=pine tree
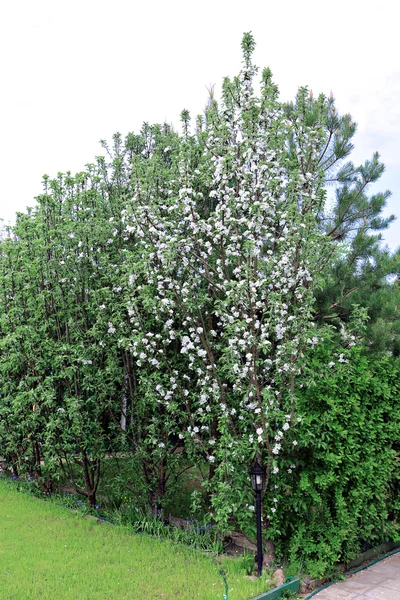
[285,92,400,354]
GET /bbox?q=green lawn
[0,480,269,599]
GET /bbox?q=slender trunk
[33,440,42,479]
[144,458,167,513]
[81,453,101,507]
[120,374,128,431]
[206,462,216,506]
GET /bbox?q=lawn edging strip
[250,577,300,600]
[347,540,400,569]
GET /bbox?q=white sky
[1,0,399,249]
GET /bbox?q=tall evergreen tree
[285,92,399,353]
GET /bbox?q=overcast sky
[1,0,398,249]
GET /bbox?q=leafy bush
[267,339,400,577]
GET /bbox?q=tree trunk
[120,374,128,431]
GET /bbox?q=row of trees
[1,33,399,571]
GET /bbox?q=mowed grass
[0,481,268,600]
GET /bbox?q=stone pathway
[311,552,400,599]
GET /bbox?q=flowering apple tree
[123,33,333,528]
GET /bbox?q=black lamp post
[250,459,265,577]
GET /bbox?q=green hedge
[269,345,400,577]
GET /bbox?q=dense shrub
[268,339,400,576]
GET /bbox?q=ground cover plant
[0,31,399,582]
[0,479,271,600]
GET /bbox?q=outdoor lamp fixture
[250,459,265,577]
